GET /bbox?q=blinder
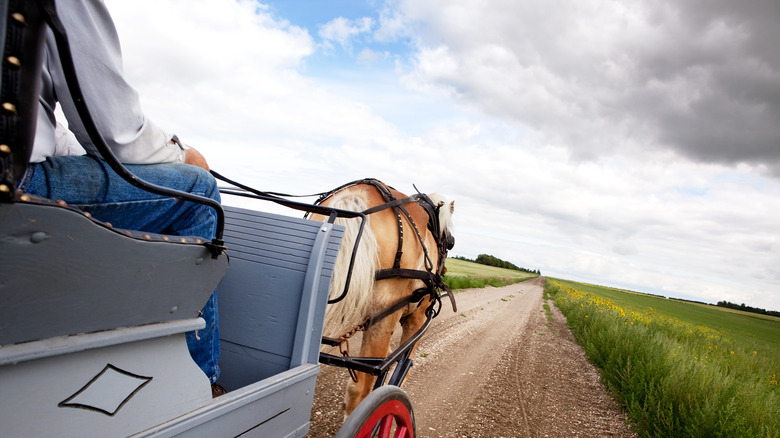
[445,233,455,250]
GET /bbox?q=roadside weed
[546,280,779,437]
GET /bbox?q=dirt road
[308,278,637,437]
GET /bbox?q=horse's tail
[322,191,378,339]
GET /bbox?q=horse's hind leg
[396,297,432,386]
[344,308,402,415]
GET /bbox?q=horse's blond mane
[321,189,378,340]
[428,193,454,237]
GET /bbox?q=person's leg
[22,155,219,238]
[188,292,220,383]
[20,155,221,383]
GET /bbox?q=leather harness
[316,179,457,326]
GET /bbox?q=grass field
[546,278,780,437]
[443,258,538,290]
[554,280,780,354]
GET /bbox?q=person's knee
[161,164,220,202]
[189,166,219,202]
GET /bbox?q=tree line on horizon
[663,297,779,317]
[453,254,540,275]
[716,300,780,318]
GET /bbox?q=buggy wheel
[335,385,415,438]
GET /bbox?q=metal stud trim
[12,194,213,246]
[6,56,21,68]
[2,102,17,114]
[11,12,26,25]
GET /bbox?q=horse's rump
[316,180,444,338]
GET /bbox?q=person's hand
[184,147,210,171]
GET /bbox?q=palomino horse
[311,179,455,415]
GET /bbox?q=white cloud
[319,16,374,51]
[394,0,780,170]
[106,0,400,180]
[98,0,780,311]
[374,5,409,43]
[357,48,388,66]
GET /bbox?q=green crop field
[552,279,780,353]
[546,278,780,437]
[444,258,537,279]
[443,258,538,290]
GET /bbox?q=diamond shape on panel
[59,364,152,416]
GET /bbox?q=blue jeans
[20,155,221,383]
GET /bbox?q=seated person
[19,0,222,390]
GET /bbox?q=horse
[311,179,455,415]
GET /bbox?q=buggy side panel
[216,206,343,389]
[0,201,226,346]
[0,203,344,438]
[0,200,228,437]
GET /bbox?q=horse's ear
[437,200,445,208]
[449,201,455,214]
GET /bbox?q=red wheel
[335,386,415,438]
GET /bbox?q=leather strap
[361,195,420,216]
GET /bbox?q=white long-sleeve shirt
[32,0,184,165]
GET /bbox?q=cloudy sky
[100,0,780,310]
